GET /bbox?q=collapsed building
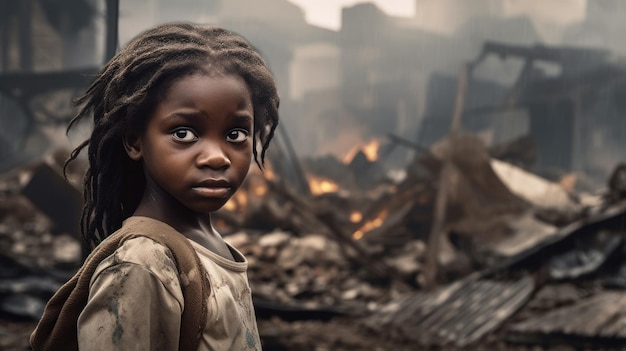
[421,40,626,190]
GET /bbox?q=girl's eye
[172,128,197,142]
[226,129,249,143]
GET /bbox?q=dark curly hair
[65,23,280,249]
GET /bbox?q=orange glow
[263,165,276,180]
[352,209,388,240]
[224,190,248,212]
[223,198,237,211]
[560,173,577,192]
[342,138,381,164]
[253,183,268,196]
[308,175,340,195]
[362,139,380,162]
[238,190,249,208]
[350,211,363,223]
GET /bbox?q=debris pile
[2,131,626,350]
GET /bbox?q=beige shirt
[77,236,261,351]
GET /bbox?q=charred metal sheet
[374,275,535,347]
[496,199,626,272]
[20,162,82,240]
[548,233,622,280]
[507,291,626,348]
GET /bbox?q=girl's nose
[195,142,231,169]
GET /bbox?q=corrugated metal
[375,275,535,347]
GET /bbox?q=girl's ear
[123,133,143,161]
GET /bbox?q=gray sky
[286,0,415,30]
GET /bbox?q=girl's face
[126,73,254,215]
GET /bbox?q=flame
[350,211,363,223]
[223,190,248,212]
[362,139,380,162]
[352,209,388,240]
[342,138,381,164]
[308,175,339,195]
[222,167,270,212]
[253,183,268,196]
[263,165,276,181]
[223,199,237,211]
[238,191,248,208]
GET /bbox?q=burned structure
[4,1,626,350]
[0,0,119,174]
[420,40,626,189]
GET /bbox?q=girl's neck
[132,188,235,261]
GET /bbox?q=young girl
[31,23,279,350]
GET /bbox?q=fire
[308,175,340,195]
[223,199,236,211]
[352,209,388,240]
[263,164,276,181]
[253,183,268,196]
[342,138,381,164]
[362,139,380,161]
[350,211,363,223]
[223,166,271,212]
[223,188,248,211]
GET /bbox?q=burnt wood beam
[0,68,97,97]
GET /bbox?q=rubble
[508,291,626,349]
[3,129,626,351]
[4,2,626,349]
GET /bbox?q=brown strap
[30,216,209,351]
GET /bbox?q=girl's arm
[77,237,184,350]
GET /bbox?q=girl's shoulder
[91,236,180,290]
[90,216,193,280]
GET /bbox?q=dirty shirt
[77,233,261,351]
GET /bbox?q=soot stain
[107,298,124,343]
[246,328,256,349]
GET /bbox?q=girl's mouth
[192,186,232,198]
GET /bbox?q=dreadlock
[64,23,280,250]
